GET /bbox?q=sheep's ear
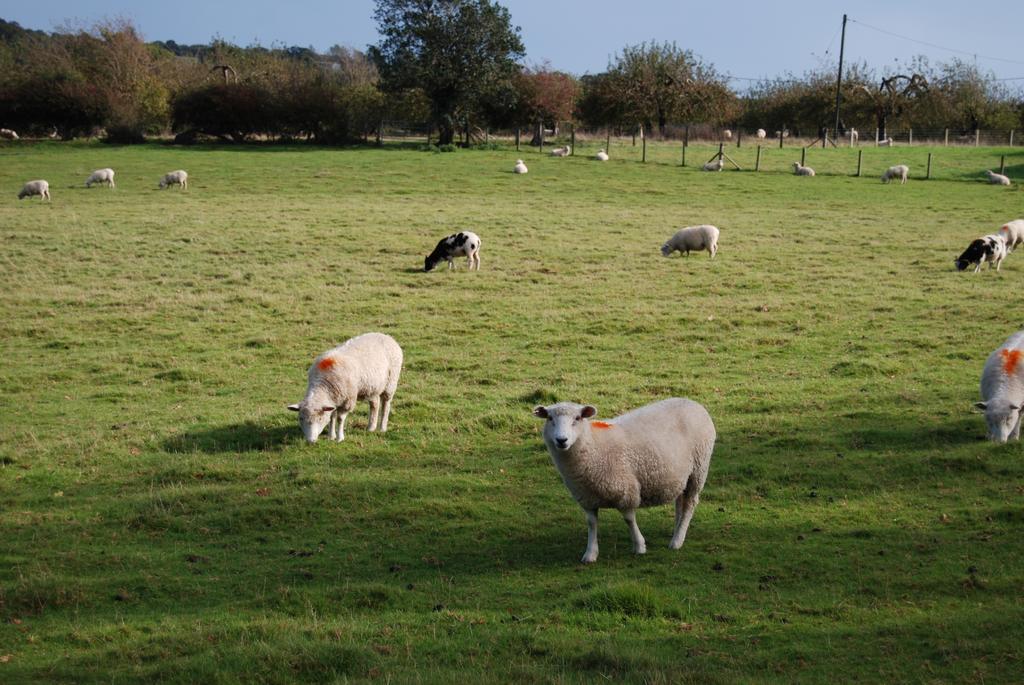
[533,406,549,419]
[320,406,335,413]
[287,404,301,412]
[580,405,597,419]
[973,402,987,412]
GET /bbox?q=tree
[513,65,578,144]
[369,0,525,145]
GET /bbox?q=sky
[3,0,1024,88]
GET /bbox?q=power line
[848,17,1024,66]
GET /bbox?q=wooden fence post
[874,128,879,145]
[642,134,647,163]
[975,129,979,146]
[944,128,949,146]
[515,128,520,151]
[606,130,611,154]
[779,130,784,149]
[801,147,806,166]
[926,152,932,179]
[755,145,762,172]
[737,129,742,148]
[908,128,913,146]
[539,127,544,154]
[681,140,686,167]
[570,124,575,156]
[1010,130,1015,146]
[684,125,690,148]
[1000,155,1006,175]
[856,149,863,177]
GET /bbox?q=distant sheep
[881,164,909,184]
[756,129,767,139]
[998,219,1024,252]
[878,136,895,147]
[661,225,719,259]
[424,231,481,271]
[513,159,528,174]
[723,129,732,140]
[976,330,1024,442]
[849,128,859,144]
[955,234,1007,273]
[85,168,115,189]
[288,332,403,443]
[985,170,1011,186]
[533,398,716,563]
[159,170,188,189]
[702,158,724,172]
[0,128,18,140]
[18,180,50,201]
[550,145,571,157]
[595,149,609,161]
[792,162,815,177]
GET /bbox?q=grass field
[1,139,1023,683]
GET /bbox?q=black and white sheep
[881,164,909,184]
[18,180,50,201]
[159,170,188,189]
[661,225,719,259]
[533,399,716,563]
[85,168,115,189]
[424,231,481,271]
[976,330,1024,442]
[954,234,1008,273]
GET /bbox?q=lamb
[722,129,732,140]
[17,180,50,201]
[0,128,18,140]
[985,170,1011,186]
[513,159,528,174]
[756,128,767,139]
[550,145,571,157]
[661,224,719,259]
[792,162,815,176]
[287,332,403,443]
[533,398,716,563]
[881,164,909,184]
[702,158,724,172]
[424,231,481,271]
[954,234,1007,273]
[595,149,609,161]
[998,219,1024,252]
[878,136,895,147]
[158,170,188,189]
[975,330,1024,442]
[85,168,115,189]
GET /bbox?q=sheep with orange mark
[532,398,716,563]
[661,224,719,259]
[976,330,1024,442]
[998,219,1024,252]
[287,332,403,444]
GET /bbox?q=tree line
[0,1,1020,146]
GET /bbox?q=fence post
[909,129,913,146]
[926,152,932,179]
[755,145,762,172]
[821,133,826,149]
[377,120,383,146]
[684,125,690,148]
[737,129,742,148]
[570,124,575,156]
[944,128,949,146]
[515,128,520,151]
[681,141,686,167]
[975,129,979,146]
[874,128,879,145]
[1000,155,1006,175]
[801,147,806,166]
[856,149,862,177]
[642,134,647,163]
[539,127,544,154]
[1010,129,1015,146]
[606,130,611,154]
[778,130,784,149]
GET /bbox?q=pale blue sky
[3,1,1023,87]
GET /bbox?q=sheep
[158,170,188,189]
[878,136,895,147]
[954,234,1007,273]
[17,180,50,201]
[550,145,571,157]
[722,129,732,140]
[792,162,815,177]
[975,330,1024,442]
[287,332,403,444]
[756,128,767,139]
[0,128,18,140]
[85,168,115,189]
[998,219,1024,252]
[850,128,859,145]
[533,398,716,563]
[702,158,724,172]
[661,224,719,259]
[595,149,609,161]
[513,159,528,174]
[881,164,909,184]
[985,170,1011,186]
[424,231,481,271]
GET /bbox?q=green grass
[1,139,1023,683]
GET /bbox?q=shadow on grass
[845,416,984,451]
[163,421,296,454]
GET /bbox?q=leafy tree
[369,0,525,144]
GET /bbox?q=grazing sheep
[985,170,1011,186]
[424,231,481,271]
[998,219,1024,252]
[17,180,50,201]
[533,398,716,563]
[702,158,724,172]
[158,170,188,189]
[792,162,815,177]
[955,234,1008,273]
[756,128,767,139]
[976,330,1024,442]
[881,164,909,184]
[661,224,719,259]
[85,168,115,189]
[287,332,403,443]
[0,128,18,140]
[550,145,571,157]
[723,129,732,140]
[595,149,609,161]
[878,136,895,147]
[513,159,528,174]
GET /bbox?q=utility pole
[833,13,847,141]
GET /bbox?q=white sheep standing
[702,158,724,172]
[550,145,571,157]
[0,128,18,140]
[661,224,720,259]
[159,170,188,189]
[756,128,767,139]
[722,129,732,140]
[595,149,609,161]
[976,330,1024,442]
[18,180,50,201]
[998,219,1024,252]
[849,128,859,145]
[881,164,909,184]
[85,168,115,189]
[533,398,716,563]
[513,159,528,174]
[985,170,1011,186]
[792,162,815,176]
[287,332,403,444]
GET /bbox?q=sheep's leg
[328,412,339,441]
[475,251,481,270]
[447,258,454,270]
[335,412,349,442]
[379,394,393,432]
[367,396,380,431]
[582,509,599,563]
[620,509,646,555]
[974,262,982,273]
[1011,413,1022,440]
[670,479,702,549]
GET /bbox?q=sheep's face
[424,256,438,272]
[660,243,674,257]
[976,399,1021,443]
[287,402,335,443]
[534,402,597,452]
